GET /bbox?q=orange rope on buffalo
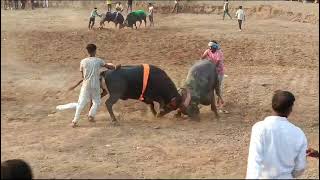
[139,64,150,101]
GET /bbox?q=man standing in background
[246,90,308,179]
[30,0,35,10]
[106,0,112,12]
[42,0,48,8]
[13,0,19,9]
[21,0,26,9]
[222,0,232,20]
[235,6,245,31]
[172,0,180,13]
[148,2,154,27]
[127,0,133,13]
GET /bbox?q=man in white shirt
[148,2,154,27]
[172,0,180,13]
[71,44,119,128]
[223,0,232,20]
[235,6,245,31]
[114,2,123,21]
[246,90,308,179]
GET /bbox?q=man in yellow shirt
[106,0,112,12]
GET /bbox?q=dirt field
[1,2,319,179]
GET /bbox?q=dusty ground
[1,2,319,179]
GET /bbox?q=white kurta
[72,57,105,123]
[246,116,307,179]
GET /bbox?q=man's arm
[102,63,121,70]
[246,124,264,179]
[292,135,307,178]
[201,50,209,59]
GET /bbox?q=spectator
[246,90,308,179]
[106,0,112,12]
[42,0,48,8]
[3,0,9,10]
[21,0,26,9]
[127,0,133,13]
[114,2,123,20]
[172,0,180,13]
[148,2,154,27]
[1,159,33,179]
[30,0,35,10]
[222,0,232,20]
[8,0,13,10]
[235,5,245,31]
[13,0,19,9]
[115,1,123,12]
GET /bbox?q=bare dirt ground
[1,2,319,179]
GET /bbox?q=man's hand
[68,79,83,91]
[68,85,76,91]
[306,148,319,158]
[115,64,121,70]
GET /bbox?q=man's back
[223,2,229,11]
[236,9,245,20]
[80,57,105,89]
[246,116,307,179]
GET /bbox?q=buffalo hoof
[174,113,182,118]
[71,122,78,128]
[156,113,162,118]
[111,120,120,126]
[189,115,200,122]
[88,116,96,123]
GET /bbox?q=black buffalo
[99,11,125,29]
[100,64,183,125]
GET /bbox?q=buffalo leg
[149,102,157,116]
[138,20,142,28]
[156,99,171,117]
[105,95,120,125]
[174,109,182,118]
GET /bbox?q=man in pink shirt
[201,40,227,113]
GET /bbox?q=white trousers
[72,85,101,123]
[218,74,224,97]
[43,0,48,8]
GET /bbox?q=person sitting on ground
[148,2,154,27]
[1,159,33,179]
[201,40,226,113]
[88,7,102,30]
[246,90,308,179]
